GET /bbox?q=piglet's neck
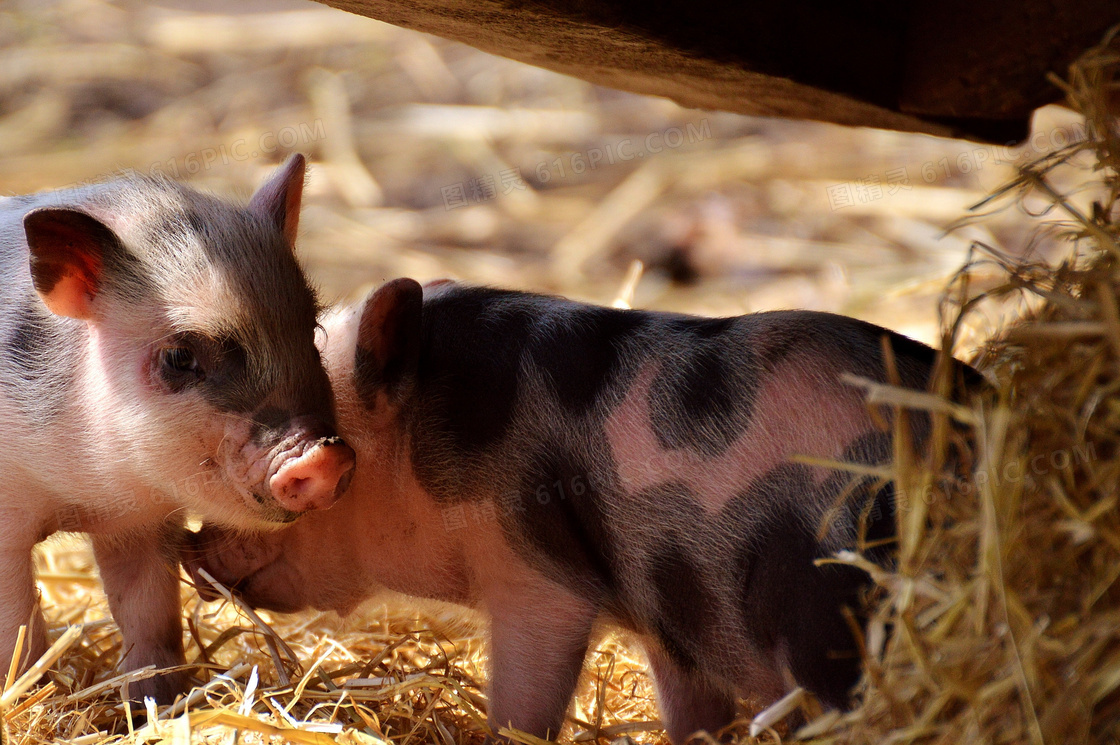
[329,368,472,602]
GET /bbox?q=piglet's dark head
[23,155,355,527]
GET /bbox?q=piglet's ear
[23,207,123,320]
[354,278,424,407]
[249,153,306,250]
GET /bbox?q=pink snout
[269,438,356,512]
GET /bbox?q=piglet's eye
[163,346,198,373]
[159,345,204,389]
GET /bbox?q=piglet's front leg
[92,524,188,705]
[0,523,48,685]
[483,575,597,741]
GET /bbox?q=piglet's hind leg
[644,644,740,744]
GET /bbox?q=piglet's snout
[269,436,356,512]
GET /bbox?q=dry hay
[4,13,1120,745]
[8,535,667,744]
[802,27,1120,745]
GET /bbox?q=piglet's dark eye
[159,345,204,389]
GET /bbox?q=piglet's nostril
[334,464,355,499]
[269,439,356,513]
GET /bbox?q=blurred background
[0,0,1090,349]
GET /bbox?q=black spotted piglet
[0,155,355,703]
[187,278,977,741]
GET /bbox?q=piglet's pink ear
[354,278,424,406]
[23,207,122,320]
[249,153,306,251]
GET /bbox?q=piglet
[186,278,975,741]
[0,155,355,704]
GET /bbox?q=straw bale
[803,27,1120,745]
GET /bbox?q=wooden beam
[315,0,1119,142]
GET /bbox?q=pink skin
[267,431,355,513]
[218,414,355,520]
[606,362,871,514]
[187,471,594,739]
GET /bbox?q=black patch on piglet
[412,287,533,455]
[3,297,78,419]
[408,287,545,501]
[668,315,736,339]
[649,318,758,457]
[252,406,290,432]
[248,406,292,445]
[512,446,618,600]
[528,307,645,414]
[757,310,981,395]
[646,493,720,672]
[185,335,261,414]
[837,431,897,561]
[734,461,867,709]
[733,432,899,709]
